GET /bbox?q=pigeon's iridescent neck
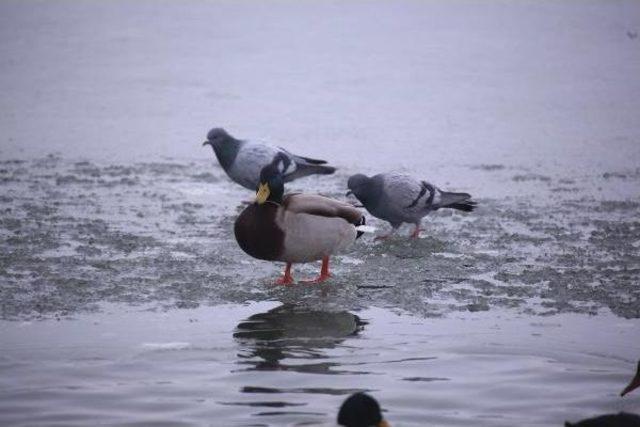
[213,139,241,171]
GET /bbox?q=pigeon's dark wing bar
[404,181,434,209]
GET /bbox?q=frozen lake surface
[1,0,640,426]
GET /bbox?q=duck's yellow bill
[378,420,390,427]
[256,183,270,204]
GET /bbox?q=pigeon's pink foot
[410,226,424,239]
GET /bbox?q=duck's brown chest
[234,203,285,261]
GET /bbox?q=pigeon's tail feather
[295,155,328,165]
[448,201,477,212]
[438,191,476,212]
[305,164,336,175]
[285,163,336,182]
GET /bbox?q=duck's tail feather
[355,216,369,239]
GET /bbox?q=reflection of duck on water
[233,304,366,374]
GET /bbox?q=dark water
[0,301,637,427]
[1,0,640,425]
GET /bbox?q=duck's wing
[283,194,363,225]
[278,194,364,263]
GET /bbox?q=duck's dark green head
[337,393,390,427]
[256,154,289,205]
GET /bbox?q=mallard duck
[621,360,640,397]
[234,154,365,284]
[202,127,336,190]
[347,172,476,239]
[337,393,390,427]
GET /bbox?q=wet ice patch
[434,252,466,259]
[0,156,639,319]
[141,342,192,351]
[339,256,365,265]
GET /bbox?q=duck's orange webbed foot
[301,272,332,284]
[274,263,294,285]
[275,276,294,285]
[301,256,332,284]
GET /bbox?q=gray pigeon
[347,172,476,239]
[202,128,336,190]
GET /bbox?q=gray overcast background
[1,0,639,174]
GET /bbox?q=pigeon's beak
[202,140,212,148]
[345,190,353,197]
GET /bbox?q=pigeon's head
[203,128,232,148]
[337,393,390,427]
[203,128,239,169]
[346,174,375,203]
[255,153,288,205]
